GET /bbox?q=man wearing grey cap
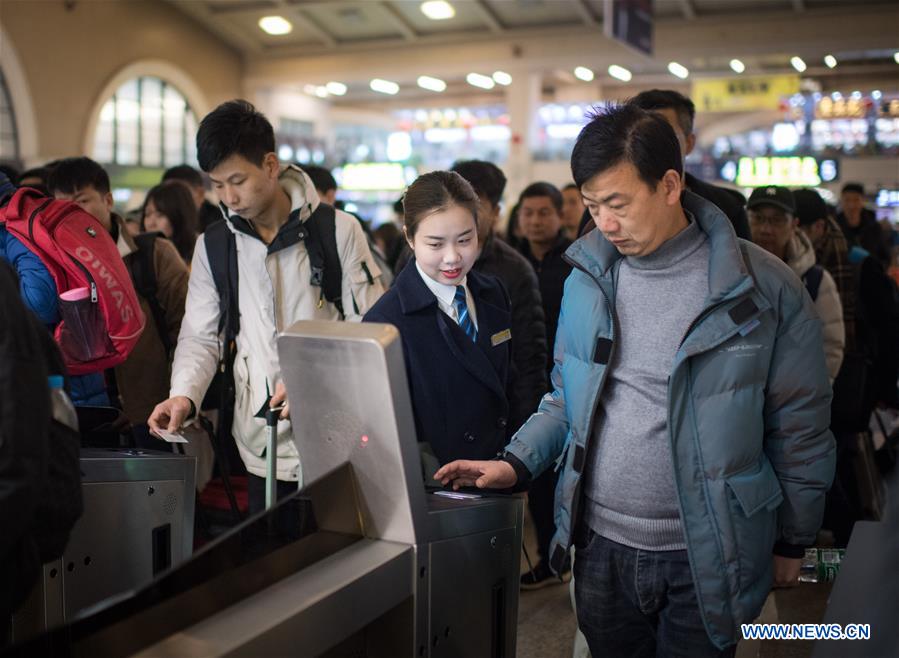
[748,186,844,381]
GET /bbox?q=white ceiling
[167,0,897,55]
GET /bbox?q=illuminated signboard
[721,157,839,187]
[338,163,407,191]
[880,99,899,118]
[876,189,899,208]
[816,96,867,119]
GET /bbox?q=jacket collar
[565,191,755,304]
[520,232,571,263]
[784,230,816,278]
[396,257,491,315]
[220,164,323,253]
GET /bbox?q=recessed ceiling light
[894,51,899,64]
[370,78,400,95]
[258,16,292,36]
[607,65,632,82]
[314,86,329,98]
[790,56,807,73]
[492,71,512,86]
[417,76,447,92]
[421,1,455,20]
[668,62,689,79]
[824,55,837,69]
[574,66,594,82]
[326,82,347,96]
[466,73,495,90]
[730,59,745,74]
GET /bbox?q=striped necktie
[453,285,477,342]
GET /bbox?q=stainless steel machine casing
[11,321,522,658]
[10,448,196,643]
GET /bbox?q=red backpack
[1,187,145,374]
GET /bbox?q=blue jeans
[573,528,735,658]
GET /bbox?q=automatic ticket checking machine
[8,321,523,658]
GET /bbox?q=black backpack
[129,232,173,357]
[802,264,825,302]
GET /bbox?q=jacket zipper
[562,255,618,543]
[27,198,53,241]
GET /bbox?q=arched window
[0,68,19,163]
[92,76,198,168]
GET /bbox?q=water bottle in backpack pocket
[57,286,113,362]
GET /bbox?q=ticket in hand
[152,428,189,444]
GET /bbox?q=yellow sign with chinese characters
[693,75,801,112]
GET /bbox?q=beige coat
[785,230,844,382]
[170,166,385,482]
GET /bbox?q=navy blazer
[363,261,512,465]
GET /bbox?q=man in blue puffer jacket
[0,173,108,406]
[436,105,835,656]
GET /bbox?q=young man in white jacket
[748,186,844,382]
[149,100,385,511]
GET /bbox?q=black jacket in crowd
[518,233,573,377]
[0,263,51,630]
[198,199,224,233]
[685,173,751,240]
[395,237,548,437]
[475,235,548,434]
[837,208,891,267]
[363,263,512,465]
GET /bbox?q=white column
[504,71,542,207]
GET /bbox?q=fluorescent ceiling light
[824,55,837,69]
[730,59,745,74]
[574,66,594,82]
[417,75,447,92]
[492,71,512,86]
[607,65,632,82]
[466,73,495,90]
[668,62,689,79]
[314,86,329,98]
[258,16,292,35]
[326,81,347,96]
[421,1,455,20]
[790,56,807,73]
[370,78,399,95]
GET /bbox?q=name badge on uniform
[491,328,512,346]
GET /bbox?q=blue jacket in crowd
[505,192,836,649]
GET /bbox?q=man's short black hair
[196,99,275,173]
[47,157,111,195]
[571,104,683,190]
[563,183,578,192]
[18,166,50,185]
[300,164,337,194]
[450,160,507,208]
[162,164,205,189]
[518,181,563,213]
[841,182,865,196]
[630,89,696,137]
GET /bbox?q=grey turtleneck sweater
[585,215,710,551]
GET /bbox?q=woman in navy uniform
[363,171,513,473]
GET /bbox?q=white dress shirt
[415,261,478,331]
